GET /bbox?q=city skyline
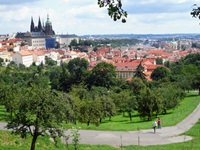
[0,0,200,36]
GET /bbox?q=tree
[137,88,162,120]
[156,57,163,65]
[5,85,72,150]
[0,57,3,66]
[88,62,117,89]
[134,61,146,81]
[67,58,89,86]
[156,84,185,114]
[151,66,170,81]
[97,0,127,23]
[192,73,200,95]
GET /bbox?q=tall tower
[30,17,35,32]
[45,14,55,36]
[38,16,42,32]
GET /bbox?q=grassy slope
[64,92,200,131]
[0,92,200,149]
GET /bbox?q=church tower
[44,14,55,36]
[30,14,55,36]
[38,16,42,32]
[30,17,35,32]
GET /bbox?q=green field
[63,92,200,131]
[0,92,200,150]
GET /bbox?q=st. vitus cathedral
[30,14,55,36]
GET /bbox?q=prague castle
[30,14,55,36]
[15,14,79,49]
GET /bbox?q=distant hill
[80,33,200,40]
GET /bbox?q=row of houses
[1,37,199,81]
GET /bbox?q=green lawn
[0,92,200,150]
[1,92,200,131]
[63,92,200,131]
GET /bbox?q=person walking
[158,118,161,129]
[152,120,157,133]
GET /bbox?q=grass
[0,92,200,149]
[0,130,119,150]
[1,92,200,131]
[63,92,200,131]
[0,119,200,150]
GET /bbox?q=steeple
[38,16,42,31]
[30,17,35,32]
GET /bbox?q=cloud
[0,0,41,5]
[123,0,198,14]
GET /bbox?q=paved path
[1,103,200,147]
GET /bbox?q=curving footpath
[0,103,200,147]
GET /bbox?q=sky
[0,0,200,35]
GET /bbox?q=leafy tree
[59,63,72,92]
[0,57,3,66]
[67,57,89,85]
[88,62,117,89]
[156,84,185,114]
[5,85,72,150]
[97,0,127,22]
[134,61,146,81]
[137,88,162,120]
[192,73,200,95]
[156,57,163,65]
[151,66,170,81]
[164,60,171,68]
[45,56,57,66]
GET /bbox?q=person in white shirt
[152,120,157,133]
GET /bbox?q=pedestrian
[158,118,161,129]
[152,120,157,133]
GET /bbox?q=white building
[32,50,45,65]
[12,50,33,67]
[56,34,79,48]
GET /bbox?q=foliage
[155,57,163,65]
[4,84,73,150]
[137,88,163,120]
[0,58,3,66]
[191,4,200,20]
[155,84,185,114]
[97,0,127,23]
[134,61,146,81]
[71,127,80,150]
[88,62,117,89]
[151,66,170,81]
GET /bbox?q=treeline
[68,38,141,51]
[0,53,200,150]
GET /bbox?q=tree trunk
[87,121,90,126]
[198,88,200,95]
[99,118,102,123]
[129,112,132,121]
[30,131,38,150]
[109,116,111,121]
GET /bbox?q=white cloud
[0,0,200,35]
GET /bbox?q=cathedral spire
[30,17,35,32]
[38,16,42,31]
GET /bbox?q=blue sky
[0,0,200,35]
